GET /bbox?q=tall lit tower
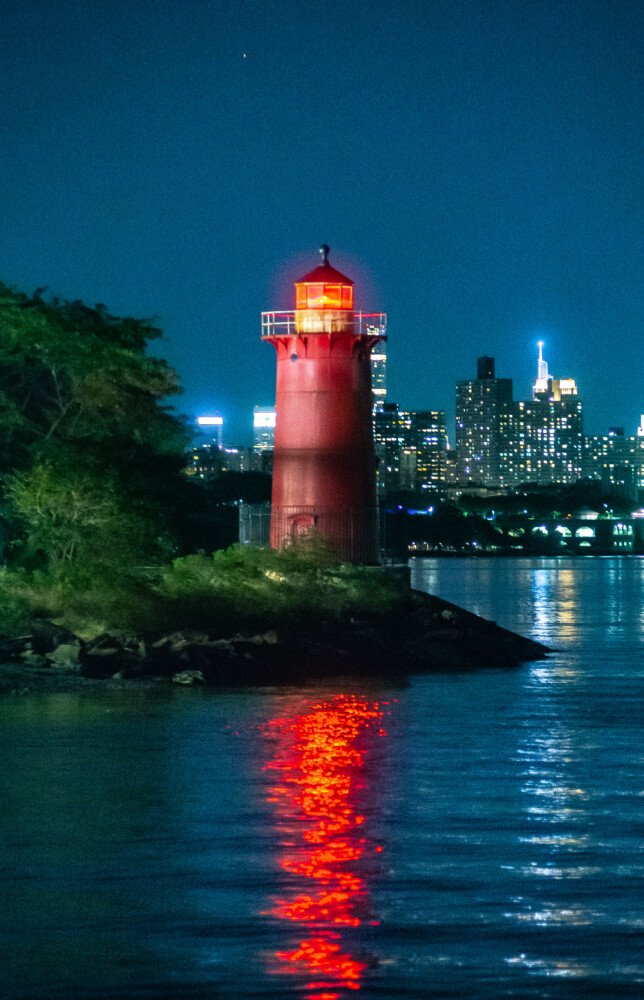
[262,246,387,563]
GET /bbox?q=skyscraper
[584,426,644,502]
[533,342,579,402]
[373,405,447,494]
[253,406,276,452]
[456,349,586,488]
[455,357,513,485]
[414,411,448,492]
[497,344,584,485]
[373,402,411,493]
[371,343,387,412]
[499,397,584,485]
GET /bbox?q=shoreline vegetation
[0,544,549,698]
[0,286,547,699]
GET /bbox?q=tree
[0,284,188,570]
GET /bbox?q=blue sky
[1,0,641,442]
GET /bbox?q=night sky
[1,0,642,443]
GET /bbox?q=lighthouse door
[289,513,316,538]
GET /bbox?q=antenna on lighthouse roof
[320,244,330,263]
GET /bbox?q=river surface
[1,557,643,999]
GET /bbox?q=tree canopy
[0,284,189,570]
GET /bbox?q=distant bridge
[522,516,643,555]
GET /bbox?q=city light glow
[197,415,223,426]
[254,411,276,428]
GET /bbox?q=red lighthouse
[262,246,386,563]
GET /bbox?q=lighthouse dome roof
[297,261,354,285]
[296,246,353,285]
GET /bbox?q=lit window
[306,284,324,308]
[322,284,342,308]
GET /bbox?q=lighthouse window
[323,285,342,308]
[341,286,353,309]
[306,284,325,308]
[295,285,307,309]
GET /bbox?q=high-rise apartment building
[374,404,447,494]
[498,397,584,485]
[497,345,584,485]
[373,403,412,493]
[584,427,644,502]
[455,357,513,485]
[414,410,448,492]
[456,348,585,487]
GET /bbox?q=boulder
[20,653,49,668]
[0,635,32,657]
[172,670,205,686]
[83,632,147,677]
[31,621,80,655]
[46,641,83,671]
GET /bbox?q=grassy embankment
[0,542,408,642]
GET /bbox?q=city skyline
[1,1,641,440]
[201,338,642,451]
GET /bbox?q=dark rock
[31,621,80,655]
[85,632,143,654]
[47,641,83,671]
[172,670,205,686]
[0,635,32,657]
[82,632,147,678]
[20,653,50,668]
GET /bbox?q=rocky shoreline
[0,589,549,697]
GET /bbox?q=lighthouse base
[270,504,380,565]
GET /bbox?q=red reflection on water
[263,694,387,998]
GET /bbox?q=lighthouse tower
[262,246,386,563]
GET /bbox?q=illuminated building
[371,343,387,412]
[533,343,579,403]
[583,425,644,502]
[497,344,584,485]
[190,444,262,478]
[414,410,448,492]
[499,346,583,484]
[189,443,221,479]
[373,405,447,494]
[537,340,549,382]
[218,446,258,473]
[455,357,513,485]
[498,396,584,485]
[196,413,223,448]
[457,351,585,488]
[253,406,276,452]
[262,246,386,563]
[373,403,411,493]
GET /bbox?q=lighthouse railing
[261,311,387,340]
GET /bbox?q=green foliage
[153,542,407,635]
[0,565,158,640]
[0,283,188,569]
[5,461,170,570]
[0,542,408,641]
[0,569,34,636]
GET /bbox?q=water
[1,557,643,999]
